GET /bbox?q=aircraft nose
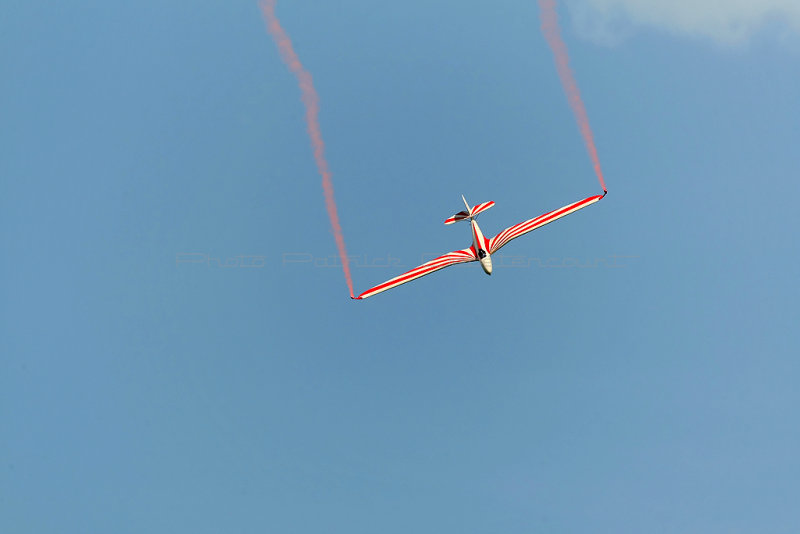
[482,258,493,275]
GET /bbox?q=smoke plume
[260,0,355,297]
[539,0,607,192]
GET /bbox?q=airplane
[352,190,606,299]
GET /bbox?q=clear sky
[2,1,799,532]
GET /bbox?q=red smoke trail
[538,0,607,192]
[260,0,355,297]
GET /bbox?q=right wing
[488,193,604,254]
[354,247,478,299]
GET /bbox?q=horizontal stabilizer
[444,210,470,225]
[444,200,495,225]
[469,201,494,218]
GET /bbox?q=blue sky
[2,1,799,532]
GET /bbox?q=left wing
[489,193,604,254]
[354,247,478,299]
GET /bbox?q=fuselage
[470,219,493,275]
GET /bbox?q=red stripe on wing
[355,247,478,299]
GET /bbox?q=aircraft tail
[444,197,495,225]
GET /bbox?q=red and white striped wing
[354,247,478,299]
[470,201,495,217]
[488,194,604,254]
